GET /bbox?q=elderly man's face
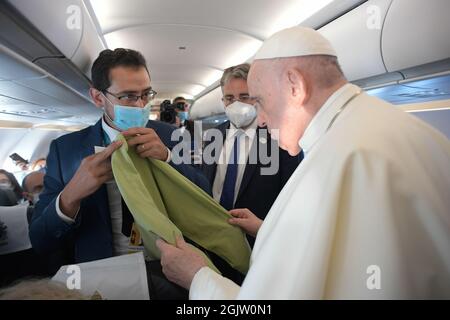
[248,60,304,156]
[248,62,276,129]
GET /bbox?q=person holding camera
[173,96,190,127]
[159,97,190,129]
[160,97,198,165]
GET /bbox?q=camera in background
[159,100,187,125]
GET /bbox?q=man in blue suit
[29,49,210,266]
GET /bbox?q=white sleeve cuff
[189,266,241,300]
[165,147,172,163]
[56,192,78,224]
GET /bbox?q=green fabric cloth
[111,135,251,275]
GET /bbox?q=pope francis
[156,26,450,299]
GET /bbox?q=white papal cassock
[189,83,450,299]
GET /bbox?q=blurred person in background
[0,169,23,205]
[22,171,45,207]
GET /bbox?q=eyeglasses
[222,94,257,105]
[104,89,157,104]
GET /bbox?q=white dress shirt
[212,119,257,205]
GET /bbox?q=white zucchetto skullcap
[254,26,337,60]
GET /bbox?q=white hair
[271,55,346,89]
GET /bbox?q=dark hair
[0,169,23,201]
[21,171,43,193]
[91,48,149,92]
[173,97,186,104]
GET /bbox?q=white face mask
[0,182,13,190]
[225,101,257,128]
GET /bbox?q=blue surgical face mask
[103,95,150,131]
[178,111,189,122]
[113,104,150,131]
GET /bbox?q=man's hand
[16,161,29,171]
[60,140,123,218]
[122,128,169,161]
[156,236,207,289]
[228,208,263,237]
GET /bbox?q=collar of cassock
[299,83,360,156]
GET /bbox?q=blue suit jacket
[29,119,210,263]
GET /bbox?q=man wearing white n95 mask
[156,27,450,299]
[203,64,302,246]
[199,64,302,285]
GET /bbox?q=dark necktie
[219,133,240,210]
[121,197,134,237]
